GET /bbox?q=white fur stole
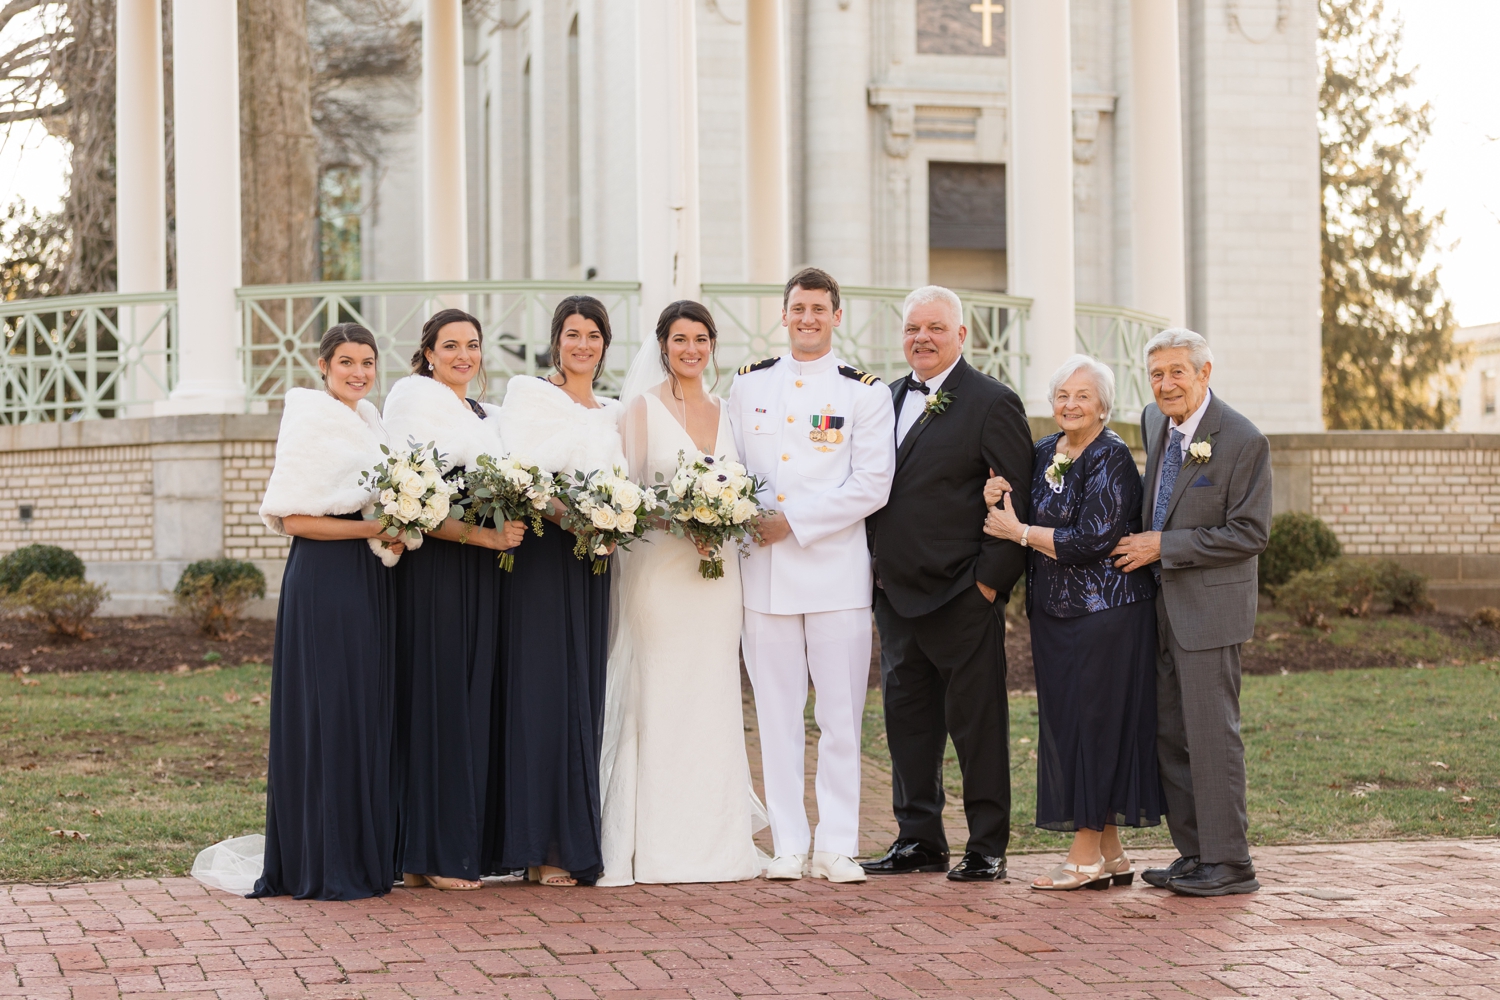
[497,376,625,475]
[381,374,504,473]
[259,388,401,562]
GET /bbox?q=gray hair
[1144,327,1214,372]
[902,285,964,327]
[1048,354,1116,422]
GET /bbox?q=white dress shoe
[765,853,808,880]
[810,851,868,883]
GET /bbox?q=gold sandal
[1101,852,1134,887]
[1031,858,1109,891]
[527,865,577,887]
[403,872,482,891]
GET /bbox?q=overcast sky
[2,3,1496,326]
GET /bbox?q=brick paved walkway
[3,837,1497,999]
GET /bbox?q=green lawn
[0,664,270,882]
[861,661,1500,854]
[2,658,1498,882]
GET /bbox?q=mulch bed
[0,615,275,676]
[1238,611,1500,675]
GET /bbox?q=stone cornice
[0,414,281,454]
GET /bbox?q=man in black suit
[862,285,1033,881]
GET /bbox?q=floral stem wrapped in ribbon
[448,454,557,572]
[358,440,461,567]
[654,450,768,580]
[556,466,660,575]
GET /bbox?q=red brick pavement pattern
[2,839,1497,999]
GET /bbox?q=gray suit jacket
[1141,394,1272,652]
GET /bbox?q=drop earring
[428,362,434,371]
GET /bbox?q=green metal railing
[0,291,176,423]
[1075,303,1170,418]
[0,281,1165,421]
[701,283,1032,395]
[236,280,644,404]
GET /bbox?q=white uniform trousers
[741,607,872,858]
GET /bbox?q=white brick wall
[221,441,289,562]
[0,446,155,561]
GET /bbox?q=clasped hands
[979,473,1161,574]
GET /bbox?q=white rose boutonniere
[1043,449,1074,493]
[1186,434,1214,466]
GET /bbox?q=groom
[864,286,1032,881]
[730,267,896,884]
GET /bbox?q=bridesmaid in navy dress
[382,309,527,890]
[251,324,402,900]
[494,296,625,887]
[983,354,1161,891]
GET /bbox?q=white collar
[908,357,961,392]
[1168,389,1213,444]
[786,351,839,376]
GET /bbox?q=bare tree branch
[0,97,65,122]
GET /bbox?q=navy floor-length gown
[494,525,610,882]
[251,513,397,900]
[1026,430,1163,833]
[393,531,506,880]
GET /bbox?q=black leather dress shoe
[1167,859,1260,897]
[1142,855,1199,889]
[860,838,950,875]
[946,851,1007,882]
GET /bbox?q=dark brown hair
[655,299,721,397]
[782,266,841,312]
[318,323,378,383]
[411,307,486,394]
[548,295,613,382]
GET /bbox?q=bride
[598,300,765,886]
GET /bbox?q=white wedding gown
[598,391,766,886]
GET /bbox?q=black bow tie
[907,380,930,395]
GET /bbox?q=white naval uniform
[728,351,896,858]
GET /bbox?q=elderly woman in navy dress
[250,324,402,900]
[982,354,1161,891]
[383,309,527,890]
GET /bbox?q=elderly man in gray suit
[1110,328,1271,897]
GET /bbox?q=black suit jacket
[869,358,1034,618]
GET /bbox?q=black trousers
[873,585,1010,857]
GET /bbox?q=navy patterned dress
[1026,430,1162,832]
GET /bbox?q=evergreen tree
[1320,0,1461,429]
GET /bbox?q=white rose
[399,471,426,498]
[392,458,412,478]
[696,472,721,496]
[731,498,757,523]
[382,500,401,517]
[693,505,719,525]
[380,488,397,506]
[396,494,422,521]
[425,496,450,523]
[616,510,637,533]
[613,481,642,511]
[1189,440,1213,462]
[590,505,618,530]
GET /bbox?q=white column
[423,0,468,282]
[159,0,245,415]
[1008,0,1077,415]
[745,0,788,284]
[1131,0,1188,326]
[803,0,870,283]
[635,0,701,328]
[116,0,168,413]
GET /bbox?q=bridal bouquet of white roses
[358,440,461,567]
[448,453,558,571]
[654,450,767,580]
[556,466,660,574]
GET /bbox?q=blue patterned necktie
[1153,428,1184,533]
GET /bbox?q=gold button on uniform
[777,494,786,502]
[795,380,804,388]
[781,454,790,461]
[786,415,795,423]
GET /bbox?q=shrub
[1274,565,1339,629]
[1330,559,1382,618]
[1473,607,1500,629]
[1376,559,1432,614]
[0,544,85,592]
[1259,512,1342,592]
[12,572,108,638]
[172,559,266,639]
